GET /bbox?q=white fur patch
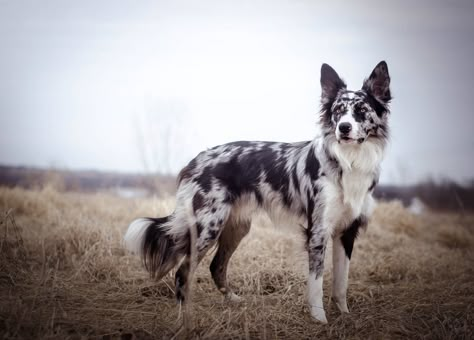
[331,139,384,173]
[308,276,328,323]
[328,140,383,218]
[332,238,350,313]
[123,218,150,255]
[168,181,198,236]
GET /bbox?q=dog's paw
[332,296,349,313]
[225,292,243,303]
[310,306,328,324]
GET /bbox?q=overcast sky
[0,0,473,184]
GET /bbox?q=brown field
[0,186,473,339]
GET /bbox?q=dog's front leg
[331,236,350,313]
[307,227,329,323]
[332,216,368,313]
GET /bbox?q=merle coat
[124,61,392,323]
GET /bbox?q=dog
[124,61,391,323]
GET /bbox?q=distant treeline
[0,165,176,197]
[0,165,473,211]
[374,180,474,212]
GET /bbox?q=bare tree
[135,98,190,175]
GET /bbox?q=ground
[0,186,473,339]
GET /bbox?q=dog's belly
[229,192,306,230]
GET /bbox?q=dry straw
[0,186,473,339]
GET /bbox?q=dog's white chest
[320,172,372,233]
[323,139,383,219]
[340,170,372,217]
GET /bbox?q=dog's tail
[124,216,188,279]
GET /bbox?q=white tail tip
[123,218,150,255]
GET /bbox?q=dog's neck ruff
[316,136,385,217]
[330,139,385,174]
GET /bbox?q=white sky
[0,0,473,184]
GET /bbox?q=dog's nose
[339,122,352,134]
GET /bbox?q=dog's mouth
[338,136,356,144]
[338,136,366,144]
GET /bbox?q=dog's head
[319,61,391,145]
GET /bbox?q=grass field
[0,185,473,339]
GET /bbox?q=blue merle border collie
[124,61,391,323]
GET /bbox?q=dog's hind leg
[174,227,224,303]
[175,199,233,303]
[175,249,211,303]
[210,220,251,302]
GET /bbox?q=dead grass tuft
[436,224,474,249]
[0,187,473,339]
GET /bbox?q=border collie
[124,61,391,323]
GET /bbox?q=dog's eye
[358,107,367,113]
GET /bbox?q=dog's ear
[363,61,391,103]
[320,63,346,102]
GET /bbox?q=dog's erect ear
[363,61,391,103]
[320,63,346,102]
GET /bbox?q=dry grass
[0,186,473,339]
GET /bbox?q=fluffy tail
[124,216,188,279]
